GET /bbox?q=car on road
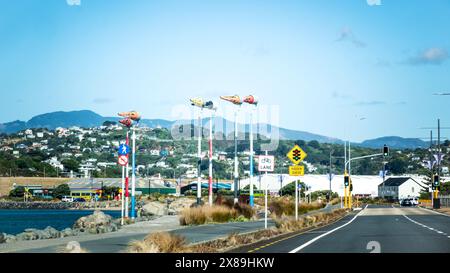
[61,196,74,202]
[73,198,86,203]
[401,199,413,207]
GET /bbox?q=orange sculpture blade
[118,111,141,121]
[220,95,242,105]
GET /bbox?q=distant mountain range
[0,110,428,149]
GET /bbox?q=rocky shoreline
[0,198,196,245]
[0,210,157,244]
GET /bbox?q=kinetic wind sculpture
[243,95,258,207]
[220,95,242,204]
[118,110,141,219]
[190,99,217,205]
[220,95,243,105]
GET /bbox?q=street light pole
[197,111,203,205]
[233,110,239,204]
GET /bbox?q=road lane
[241,205,450,253]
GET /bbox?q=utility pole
[329,149,333,202]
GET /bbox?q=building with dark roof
[378,177,426,200]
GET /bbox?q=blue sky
[0,0,449,142]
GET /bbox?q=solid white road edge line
[288,204,368,253]
[417,206,450,218]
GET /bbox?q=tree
[53,184,70,199]
[61,159,80,172]
[279,181,306,196]
[103,120,117,127]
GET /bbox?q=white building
[378,177,427,200]
[237,174,430,198]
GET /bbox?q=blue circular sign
[118,144,130,155]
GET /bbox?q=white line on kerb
[289,205,368,253]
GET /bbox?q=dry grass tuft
[127,232,188,253]
[58,241,89,253]
[180,205,251,226]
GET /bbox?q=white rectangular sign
[258,155,275,172]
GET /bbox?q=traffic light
[433,174,440,187]
[383,145,389,157]
[344,175,349,187]
[350,183,353,192]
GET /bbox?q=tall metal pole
[430,130,434,207]
[125,131,130,218]
[234,110,239,204]
[131,127,136,219]
[295,179,298,221]
[208,111,213,206]
[264,150,268,229]
[249,108,255,207]
[344,141,347,208]
[348,141,352,209]
[329,149,333,202]
[436,119,441,202]
[197,112,203,205]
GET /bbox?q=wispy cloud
[93,97,113,104]
[366,0,382,6]
[405,47,449,65]
[336,27,367,48]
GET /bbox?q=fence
[440,195,450,207]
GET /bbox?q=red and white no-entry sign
[118,155,128,166]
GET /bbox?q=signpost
[289,165,304,176]
[259,152,274,229]
[287,144,307,221]
[118,155,128,166]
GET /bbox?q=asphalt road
[232,205,450,253]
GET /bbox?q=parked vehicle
[73,198,86,203]
[401,199,413,207]
[61,196,74,202]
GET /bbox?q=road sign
[289,165,304,176]
[258,155,275,172]
[287,145,307,165]
[118,144,130,156]
[118,155,128,166]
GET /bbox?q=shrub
[128,232,187,253]
[233,203,254,219]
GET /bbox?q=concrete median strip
[288,205,368,253]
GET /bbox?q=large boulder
[73,210,117,234]
[169,198,196,214]
[142,202,167,216]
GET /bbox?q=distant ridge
[0,110,427,149]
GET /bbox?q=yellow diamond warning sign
[287,145,307,165]
[289,165,304,176]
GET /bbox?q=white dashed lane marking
[403,214,450,240]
